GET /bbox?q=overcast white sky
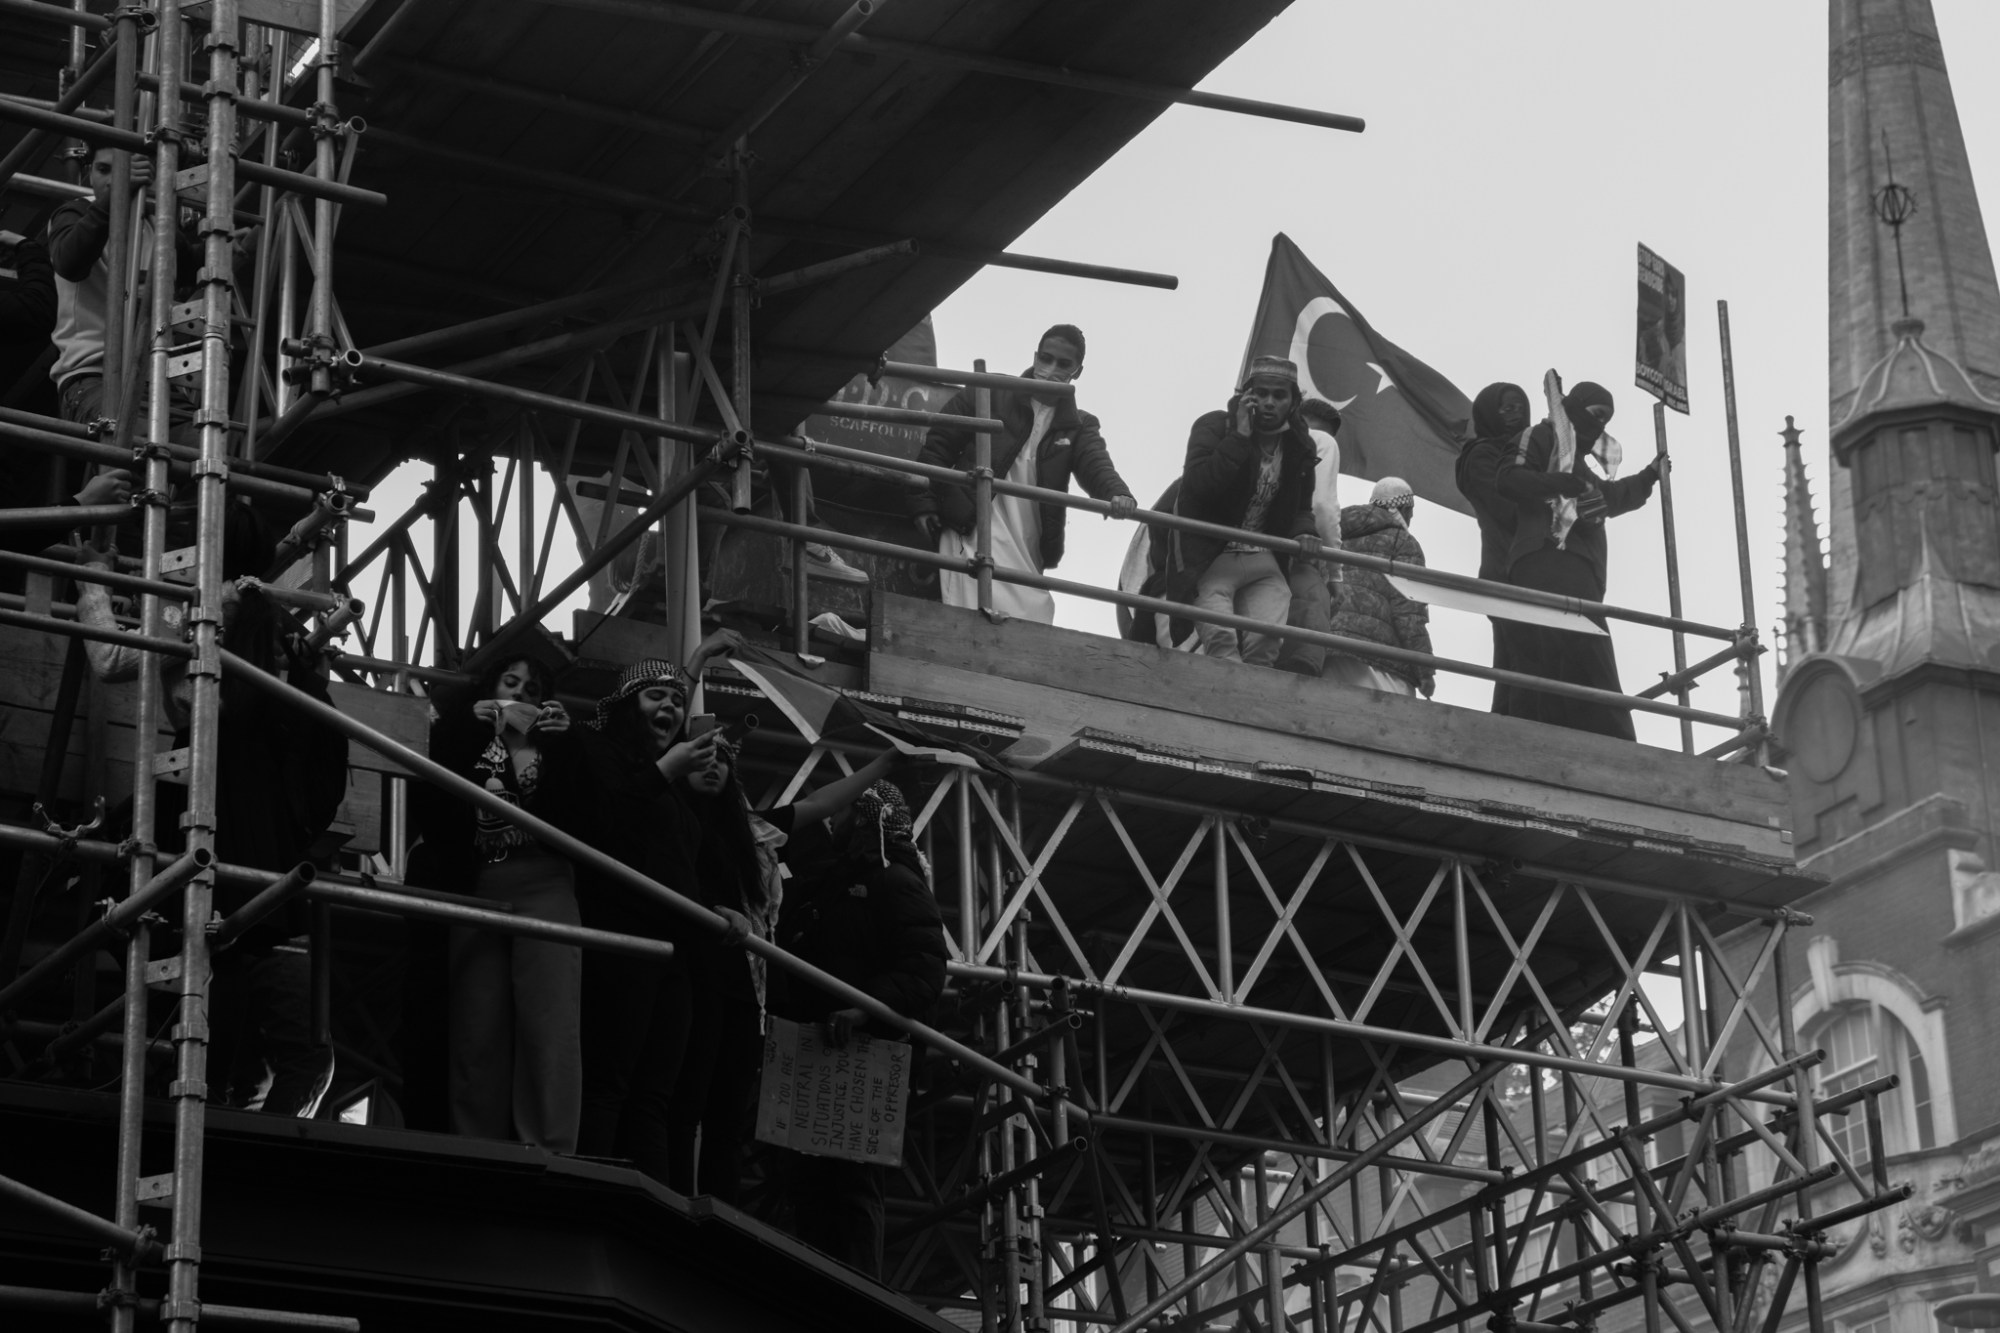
[925,0,2000,750]
[357,0,2000,759]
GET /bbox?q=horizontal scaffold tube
[0,1285,357,1331]
[879,359,1075,397]
[0,412,350,509]
[751,433,1740,643]
[0,548,195,601]
[746,724,1801,922]
[0,404,371,500]
[0,1175,156,1263]
[214,649,1065,1108]
[706,507,1743,730]
[0,606,194,659]
[535,0,1365,134]
[0,96,386,208]
[949,961,1813,1103]
[0,849,209,1013]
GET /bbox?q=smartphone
[686,713,719,738]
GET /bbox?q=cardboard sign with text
[754,1016,912,1166]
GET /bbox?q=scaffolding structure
[0,2,1907,1331]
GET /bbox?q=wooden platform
[0,1081,951,1333]
[868,593,1798,875]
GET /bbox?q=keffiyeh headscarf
[589,657,687,731]
[846,780,927,877]
[1541,375,1623,549]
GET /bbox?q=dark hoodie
[1455,382,1528,582]
[1495,382,1660,596]
[1330,504,1434,689]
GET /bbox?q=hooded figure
[1493,381,1665,739]
[1456,382,1533,714]
[763,776,946,1279]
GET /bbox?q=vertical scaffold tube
[306,1,337,397]
[729,150,754,512]
[100,15,138,434]
[106,15,163,1329]
[1772,927,1825,1333]
[972,361,993,615]
[162,1,236,1326]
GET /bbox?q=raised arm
[792,750,899,829]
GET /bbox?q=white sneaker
[805,542,869,583]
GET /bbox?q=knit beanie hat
[1370,477,1415,512]
[590,658,687,730]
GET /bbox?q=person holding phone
[1170,355,1336,666]
[424,644,590,1151]
[569,657,727,1183]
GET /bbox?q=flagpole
[1717,300,1766,759]
[1653,400,1693,754]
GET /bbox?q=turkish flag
[1240,234,1474,516]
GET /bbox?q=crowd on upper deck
[900,325,1670,741]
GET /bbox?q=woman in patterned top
[429,651,590,1152]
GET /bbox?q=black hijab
[1468,382,1528,445]
[1563,382,1614,449]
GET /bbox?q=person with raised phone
[1170,354,1338,668]
[567,628,742,1183]
[423,641,592,1153]
[912,324,1136,623]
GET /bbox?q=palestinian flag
[726,643,1010,777]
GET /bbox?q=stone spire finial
[1778,416,1828,678]
[1825,0,2000,634]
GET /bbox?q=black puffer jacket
[1330,505,1434,689]
[914,375,1130,570]
[1172,409,1318,581]
[769,838,945,1030]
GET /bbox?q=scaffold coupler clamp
[33,796,105,855]
[1776,906,1814,928]
[107,5,158,33]
[868,353,887,388]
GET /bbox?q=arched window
[1808,1002,1936,1164]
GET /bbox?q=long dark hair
[599,692,683,765]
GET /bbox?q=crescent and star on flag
[1288,294,1397,411]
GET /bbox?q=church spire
[1778,417,1828,677]
[1825,0,2000,631]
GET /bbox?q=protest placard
[1636,243,1690,413]
[754,1016,912,1167]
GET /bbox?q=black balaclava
[1563,382,1614,449]
[1469,382,1528,443]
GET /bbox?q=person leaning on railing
[910,323,1136,623]
[1493,382,1667,740]
[673,733,915,1205]
[756,774,946,1280]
